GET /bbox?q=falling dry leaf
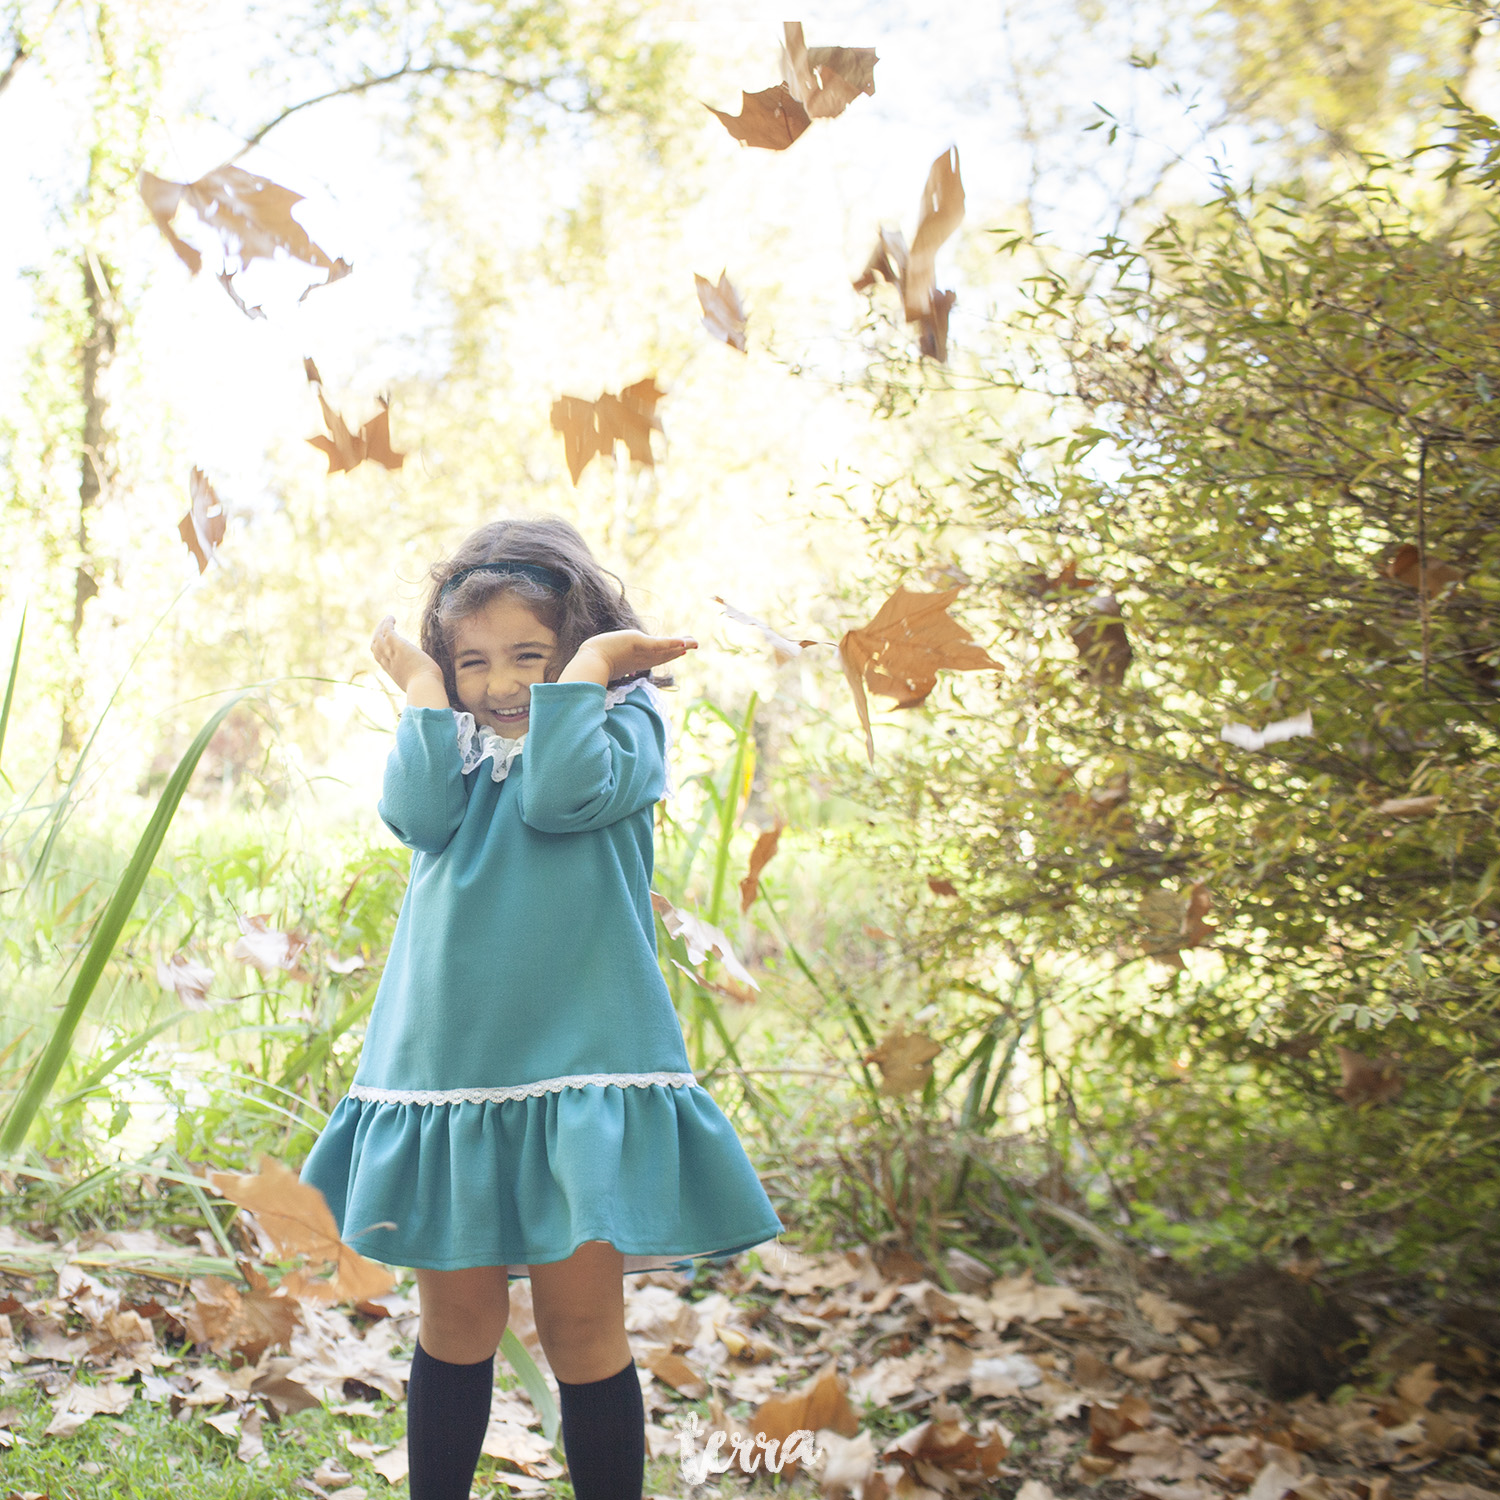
[206,1156,395,1303]
[1334,1046,1403,1108]
[705,83,811,150]
[651,892,759,990]
[696,271,748,351]
[853,147,964,361]
[928,877,958,897]
[739,823,785,912]
[1025,559,1100,597]
[1138,882,1215,969]
[139,165,350,317]
[550,378,664,484]
[781,23,878,118]
[839,586,999,762]
[1221,710,1314,752]
[179,467,227,574]
[866,1024,942,1095]
[1377,794,1442,816]
[233,913,313,984]
[1381,544,1464,599]
[714,596,818,664]
[305,360,405,474]
[1070,591,1133,687]
[156,951,218,1010]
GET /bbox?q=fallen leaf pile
[1,1214,1498,1500]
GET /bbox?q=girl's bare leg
[529,1239,631,1382]
[414,1265,510,1362]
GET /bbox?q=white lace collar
[453,677,663,784]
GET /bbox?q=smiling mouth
[487,705,529,721]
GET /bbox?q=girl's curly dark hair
[418,515,668,708]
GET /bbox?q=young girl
[301,515,783,1500]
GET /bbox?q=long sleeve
[377,707,469,854]
[518,681,666,834]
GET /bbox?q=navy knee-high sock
[557,1359,646,1500]
[406,1340,494,1500]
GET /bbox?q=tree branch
[0,38,25,97]
[232,58,584,160]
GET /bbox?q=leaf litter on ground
[2,1196,1498,1500]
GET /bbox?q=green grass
[0,1367,832,1499]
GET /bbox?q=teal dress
[301,678,783,1273]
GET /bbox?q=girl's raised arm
[370,615,468,854]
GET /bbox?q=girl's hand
[372,615,444,693]
[559,630,698,687]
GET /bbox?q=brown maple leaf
[207,1156,395,1304]
[183,1264,300,1363]
[232,913,313,984]
[1069,591,1133,686]
[179,467,227,573]
[550,378,664,484]
[1380,543,1464,599]
[750,1365,860,1477]
[1024,559,1100,598]
[705,83,810,150]
[305,359,405,474]
[1334,1046,1403,1107]
[696,270,748,352]
[156,951,218,1010]
[885,1401,1009,1486]
[782,23,878,119]
[866,1023,943,1095]
[739,822,785,912]
[1138,882,1215,969]
[839,585,999,761]
[853,148,965,362]
[139,165,351,318]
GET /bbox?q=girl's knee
[415,1266,509,1363]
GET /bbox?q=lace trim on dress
[451,676,670,789]
[348,1070,698,1106]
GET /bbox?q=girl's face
[450,593,558,736]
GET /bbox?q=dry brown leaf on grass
[781,22,878,118]
[640,1346,708,1401]
[714,596,819,664]
[854,148,965,361]
[233,913,313,983]
[183,1266,300,1364]
[739,823,785,912]
[750,1365,860,1477]
[865,1024,942,1095]
[179,467,227,574]
[206,1156,395,1304]
[550,378,664,484]
[697,272,748,351]
[139,166,350,317]
[705,82,811,149]
[884,1400,1009,1492]
[42,1379,134,1437]
[304,360,405,475]
[1334,1046,1403,1107]
[839,586,999,762]
[651,892,758,990]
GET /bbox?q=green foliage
[831,115,1500,1280]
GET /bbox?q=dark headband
[439,561,570,599]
